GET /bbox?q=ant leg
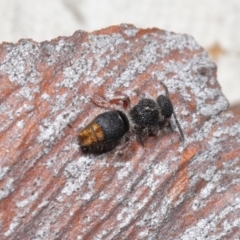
[91,92,131,110]
[109,91,131,110]
[149,125,159,136]
[134,126,148,146]
[159,119,170,129]
[90,94,111,109]
[115,134,132,155]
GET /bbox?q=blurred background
[0,0,239,112]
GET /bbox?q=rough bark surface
[0,24,240,240]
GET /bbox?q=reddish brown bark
[0,24,239,240]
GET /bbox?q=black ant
[78,82,184,153]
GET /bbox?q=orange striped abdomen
[78,111,129,153]
[78,122,104,149]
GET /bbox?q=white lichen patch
[137,199,167,232]
[61,33,128,89]
[40,93,51,101]
[113,40,160,89]
[0,178,15,200]
[0,40,41,86]
[44,39,77,66]
[62,58,94,88]
[114,194,149,235]
[116,162,133,180]
[55,39,75,53]
[16,120,25,129]
[98,192,109,200]
[37,200,50,209]
[17,86,40,101]
[61,156,95,196]
[124,27,139,37]
[16,192,39,208]
[190,153,240,211]
[4,216,20,237]
[181,198,240,240]
[200,182,215,199]
[89,33,125,54]
[153,162,169,176]
[82,192,92,201]
[37,109,77,146]
[0,166,9,180]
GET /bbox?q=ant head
[156,95,173,118]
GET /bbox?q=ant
[78,82,184,153]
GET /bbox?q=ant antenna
[172,112,185,142]
[160,81,170,96]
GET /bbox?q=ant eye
[156,95,173,118]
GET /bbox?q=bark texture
[0,24,240,240]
